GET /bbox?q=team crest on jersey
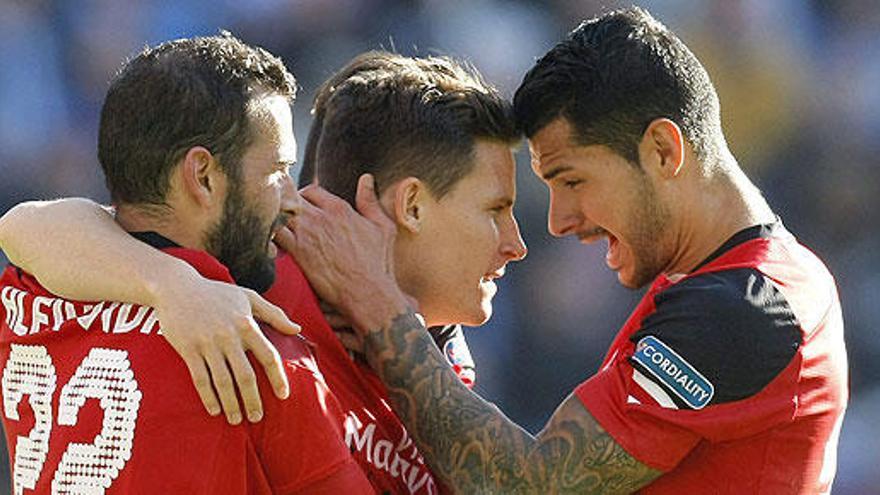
[443,336,475,387]
[443,337,472,368]
[632,336,714,409]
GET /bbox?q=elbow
[1,198,108,270]
[0,202,31,251]
[0,201,42,265]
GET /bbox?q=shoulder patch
[632,336,715,409]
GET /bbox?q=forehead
[527,118,577,175]
[246,94,297,163]
[446,140,516,199]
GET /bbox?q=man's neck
[115,203,206,251]
[664,164,776,276]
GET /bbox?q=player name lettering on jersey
[633,335,714,409]
[344,411,437,494]
[1,286,161,336]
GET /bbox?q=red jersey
[0,245,372,494]
[265,252,442,495]
[576,223,848,494]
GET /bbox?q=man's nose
[501,217,528,261]
[280,174,302,216]
[547,194,583,238]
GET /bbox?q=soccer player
[0,51,526,494]
[0,34,374,493]
[283,7,848,494]
[297,52,482,386]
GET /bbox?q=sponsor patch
[632,336,714,409]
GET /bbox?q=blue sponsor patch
[632,336,714,409]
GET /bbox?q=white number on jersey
[1,345,142,494]
[2,345,57,495]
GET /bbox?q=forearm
[0,198,198,305]
[363,305,658,494]
[364,308,540,493]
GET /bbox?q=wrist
[146,256,201,308]
[347,282,417,335]
[362,308,427,369]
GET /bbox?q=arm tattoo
[364,310,662,494]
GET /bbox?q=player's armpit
[529,394,662,494]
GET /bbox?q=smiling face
[205,94,299,292]
[529,118,672,289]
[393,140,528,327]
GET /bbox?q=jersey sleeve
[576,268,802,471]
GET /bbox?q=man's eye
[490,203,512,214]
[562,179,583,189]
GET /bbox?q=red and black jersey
[576,222,848,494]
[265,252,444,495]
[0,238,372,494]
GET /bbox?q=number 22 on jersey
[2,344,141,494]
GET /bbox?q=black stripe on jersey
[428,324,463,345]
[130,231,180,249]
[629,268,801,408]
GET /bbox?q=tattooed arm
[283,177,662,494]
[361,310,660,494]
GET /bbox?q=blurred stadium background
[0,0,877,492]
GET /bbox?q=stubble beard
[205,182,279,293]
[625,177,672,289]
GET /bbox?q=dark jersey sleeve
[629,268,802,410]
[575,268,806,471]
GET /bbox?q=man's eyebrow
[542,164,573,181]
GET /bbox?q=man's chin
[427,303,492,328]
[616,272,639,289]
[617,264,658,290]
[466,301,493,327]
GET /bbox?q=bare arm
[283,177,662,493]
[366,310,659,493]
[1,198,195,302]
[0,198,300,425]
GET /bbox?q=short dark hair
[98,33,297,205]
[514,6,721,164]
[298,52,402,188]
[307,51,519,204]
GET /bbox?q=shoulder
[631,268,802,407]
[162,247,236,283]
[263,327,324,381]
[646,268,801,339]
[262,252,319,321]
[252,331,365,491]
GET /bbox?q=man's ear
[639,118,685,179]
[179,146,226,207]
[380,177,426,233]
